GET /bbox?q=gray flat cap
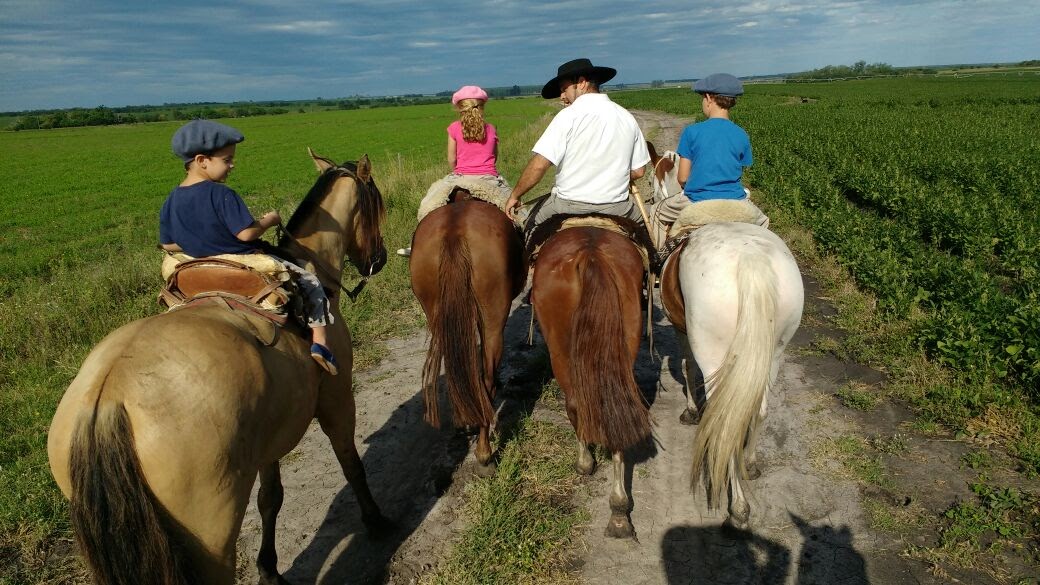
[172,119,245,162]
[692,73,744,97]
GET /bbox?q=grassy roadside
[764,197,1040,581]
[420,383,587,585]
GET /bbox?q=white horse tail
[691,252,778,508]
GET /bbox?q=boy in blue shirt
[649,73,768,247]
[159,119,339,375]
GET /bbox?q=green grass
[835,382,882,411]
[0,99,553,584]
[421,409,586,585]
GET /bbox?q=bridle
[277,163,383,303]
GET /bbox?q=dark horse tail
[568,248,651,452]
[421,237,494,428]
[70,400,195,585]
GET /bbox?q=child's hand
[260,211,282,228]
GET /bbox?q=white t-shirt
[533,93,650,204]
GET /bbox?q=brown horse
[46,150,388,585]
[410,193,525,472]
[530,224,651,538]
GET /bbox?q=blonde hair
[455,98,487,142]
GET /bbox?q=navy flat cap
[692,73,744,97]
[172,119,245,162]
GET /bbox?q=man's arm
[505,153,552,217]
[630,166,645,180]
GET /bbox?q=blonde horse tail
[691,252,777,508]
[70,400,195,585]
[568,249,651,452]
[421,236,492,428]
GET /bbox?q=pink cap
[452,85,488,105]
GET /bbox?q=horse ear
[356,154,372,182]
[308,147,335,173]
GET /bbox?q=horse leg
[316,395,389,535]
[743,391,768,480]
[255,462,289,585]
[604,450,635,539]
[676,331,701,425]
[473,323,505,474]
[723,457,752,532]
[575,438,596,475]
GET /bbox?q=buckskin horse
[660,221,803,530]
[47,150,389,585]
[529,218,652,538]
[410,191,525,472]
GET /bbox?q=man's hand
[505,195,522,218]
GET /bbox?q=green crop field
[615,76,1040,472]
[0,98,554,583]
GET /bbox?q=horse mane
[526,213,658,269]
[279,161,386,265]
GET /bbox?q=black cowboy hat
[540,58,618,99]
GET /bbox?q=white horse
[676,222,803,530]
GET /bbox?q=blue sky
[1,0,1038,112]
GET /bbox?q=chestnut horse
[531,224,651,538]
[410,195,525,472]
[47,150,388,585]
[673,222,803,530]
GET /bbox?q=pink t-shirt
[447,120,498,176]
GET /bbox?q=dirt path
[235,111,979,584]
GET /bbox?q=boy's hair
[456,98,487,142]
[182,147,222,170]
[711,94,737,110]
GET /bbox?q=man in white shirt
[505,58,650,233]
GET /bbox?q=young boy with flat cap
[649,73,768,247]
[159,119,339,375]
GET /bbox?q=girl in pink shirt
[399,85,514,257]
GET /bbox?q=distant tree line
[9,104,288,131]
[788,61,937,80]
[4,85,548,131]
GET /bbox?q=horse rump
[69,401,196,585]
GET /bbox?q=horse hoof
[722,515,751,536]
[604,516,635,539]
[679,408,701,425]
[474,460,497,477]
[257,572,292,585]
[744,462,762,480]
[575,459,596,476]
[362,513,396,540]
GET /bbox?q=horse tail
[691,252,777,508]
[421,236,493,428]
[568,249,651,452]
[70,399,195,585]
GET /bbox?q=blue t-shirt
[676,118,753,201]
[159,181,258,257]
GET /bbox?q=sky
[1,0,1038,112]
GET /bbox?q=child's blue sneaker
[310,343,338,376]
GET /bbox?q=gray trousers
[524,192,644,238]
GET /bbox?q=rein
[276,225,373,303]
[276,164,379,303]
